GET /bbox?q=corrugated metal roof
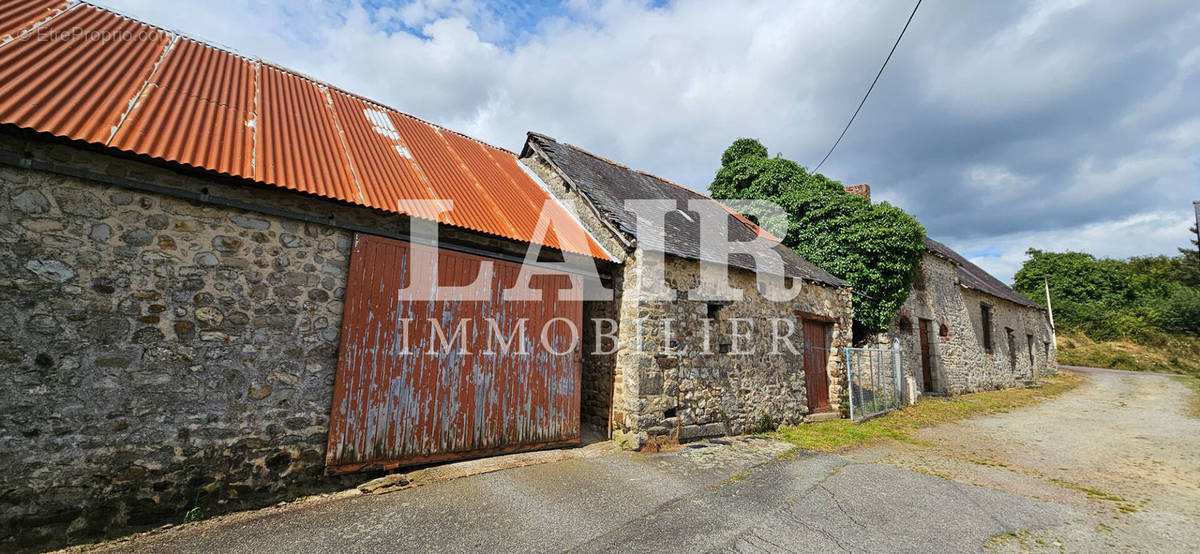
[111,38,257,179]
[0,0,68,44]
[0,4,170,144]
[0,1,610,260]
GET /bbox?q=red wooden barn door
[325,234,582,473]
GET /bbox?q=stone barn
[0,3,612,549]
[846,185,1057,397]
[521,133,855,448]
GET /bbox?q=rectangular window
[1006,328,1016,370]
[707,302,725,319]
[980,303,993,353]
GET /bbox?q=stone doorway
[802,318,833,413]
[919,318,934,393]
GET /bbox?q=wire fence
[845,346,904,421]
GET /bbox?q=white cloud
[94,0,1200,278]
[965,165,1036,201]
[954,210,1196,284]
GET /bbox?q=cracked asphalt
[89,434,1071,553]
[90,367,1196,553]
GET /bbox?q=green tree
[710,138,925,335]
[1013,247,1199,339]
[1013,249,1133,307]
[1179,224,1200,286]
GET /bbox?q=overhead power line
[812,0,922,173]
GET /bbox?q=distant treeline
[1013,229,1200,342]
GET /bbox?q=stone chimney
[844,183,871,200]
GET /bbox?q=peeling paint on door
[325,234,582,473]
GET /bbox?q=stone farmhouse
[845,186,1058,398]
[521,133,855,448]
[0,1,857,548]
[0,2,619,548]
[0,1,1057,550]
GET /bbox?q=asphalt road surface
[87,367,1197,553]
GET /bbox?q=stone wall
[580,297,618,433]
[523,147,855,447]
[0,159,354,550]
[0,130,597,551]
[611,253,853,447]
[882,252,1057,399]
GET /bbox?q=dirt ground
[848,367,1200,552]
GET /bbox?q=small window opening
[1005,327,1016,370]
[663,407,677,418]
[718,342,731,354]
[897,316,913,333]
[980,303,993,352]
[707,302,728,319]
[938,323,950,338]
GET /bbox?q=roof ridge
[923,236,1040,308]
[528,132,781,242]
[530,132,720,200]
[82,1,518,155]
[528,133,844,287]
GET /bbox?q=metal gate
[845,346,904,421]
[326,234,582,473]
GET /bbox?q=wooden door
[802,319,831,413]
[918,318,933,392]
[326,234,582,474]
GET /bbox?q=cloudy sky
[100,0,1200,282]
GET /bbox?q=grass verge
[1057,330,1200,377]
[1173,375,1200,418]
[772,372,1087,452]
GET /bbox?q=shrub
[710,138,925,334]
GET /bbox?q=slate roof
[523,133,847,288]
[923,237,1041,308]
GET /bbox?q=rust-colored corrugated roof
[0,1,610,260]
[0,0,67,43]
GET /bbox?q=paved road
[91,443,1069,553]
[852,367,1200,551]
[90,367,1197,553]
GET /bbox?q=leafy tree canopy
[1013,247,1199,339]
[710,138,925,335]
[1178,224,1200,287]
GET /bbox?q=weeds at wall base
[771,372,1086,452]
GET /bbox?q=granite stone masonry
[878,250,1057,399]
[522,139,855,449]
[1,160,350,550]
[609,254,852,447]
[581,297,620,432]
[0,130,571,551]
